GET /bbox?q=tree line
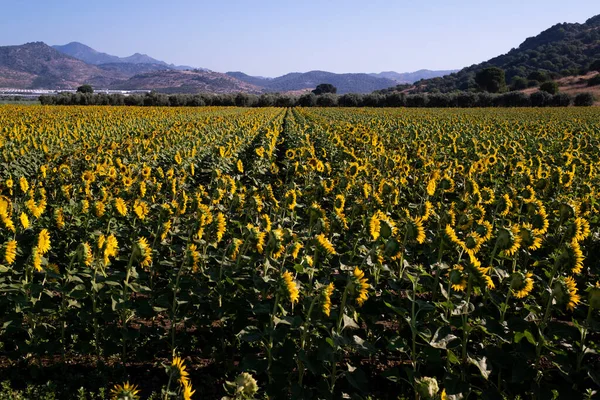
[38,90,596,107]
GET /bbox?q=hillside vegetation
[405,15,600,93]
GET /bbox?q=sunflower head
[170,356,190,386]
[110,381,140,400]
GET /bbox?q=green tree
[589,59,600,73]
[76,84,94,94]
[312,83,337,95]
[539,81,559,94]
[574,92,595,106]
[587,74,600,87]
[511,76,528,90]
[475,67,506,93]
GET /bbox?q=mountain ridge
[53,42,201,71]
[405,14,600,93]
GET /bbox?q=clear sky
[1,0,598,76]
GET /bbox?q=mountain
[227,70,397,94]
[409,14,600,93]
[112,70,262,93]
[53,42,203,71]
[369,69,458,83]
[226,71,272,87]
[0,42,124,88]
[97,62,177,77]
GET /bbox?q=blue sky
[1,0,598,76]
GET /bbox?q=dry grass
[523,72,600,105]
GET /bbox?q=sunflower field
[0,105,599,399]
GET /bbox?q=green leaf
[468,355,491,379]
[514,330,537,345]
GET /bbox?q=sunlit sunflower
[19,212,29,229]
[114,198,128,216]
[353,267,369,306]
[37,229,51,255]
[110,381,140,400]
[322,282,334,317]
[182,379,196,400]
[315,233,336,255]
[564,276,580,311]
[282,271,300,304]
[3,240,17,265]
[512,272,534,299]
[171,356,190,386]
[137,237,152,268]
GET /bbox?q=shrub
[574,92,595,106]
[530,91,553,107]
[539,81,559,94]
[587,74,600,87]
[551,93,572,107]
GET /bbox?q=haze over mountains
[0,41,453,93]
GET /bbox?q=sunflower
[215,212,226,243]
[19,212,29,229]
[445,224,464,248]
[512,272,534,299]
[285,149,296,160]
[236,159,244,173]
[137,237,152,268]
[315,233,336,255]
[282,271,300,304]
[81,242,93,266]
[449,264,468,292]
[353,267,369,306]
[32,248,43,272]
[114,198,128,216]
[188,244,201,272]
[161,220,171,242]
[285,189,297,211]
[110,381,140,400]
[322,282,334,317]
[422,201,434,222]
[426,176,437,196]
[171,356,190,386]
[254,229,267,254]
[519,223,543,251]
[94,201,106,218]
[230,239,243,261]
[55,208,65,230]
[407,216,426,244]
[3,240,17,265]
[37,229,51,255]
[290,241,303,260]
[499,193,512,217]
[572,217,591,242]
[19,177,29,193]
[182,379,196,400]
[565,239,585,274]
[133,199,149,220]
[103,234,119,265]
[369,213,382,241]
[564,276,580,311]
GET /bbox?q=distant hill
[227,70,397,94]
[0,42,123,88]
[97,62,178,77]
[113,70,262,93]
[226,72,272,87]
[369,69,458,83]
[53,42,202,71]
[409,14,600,93]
